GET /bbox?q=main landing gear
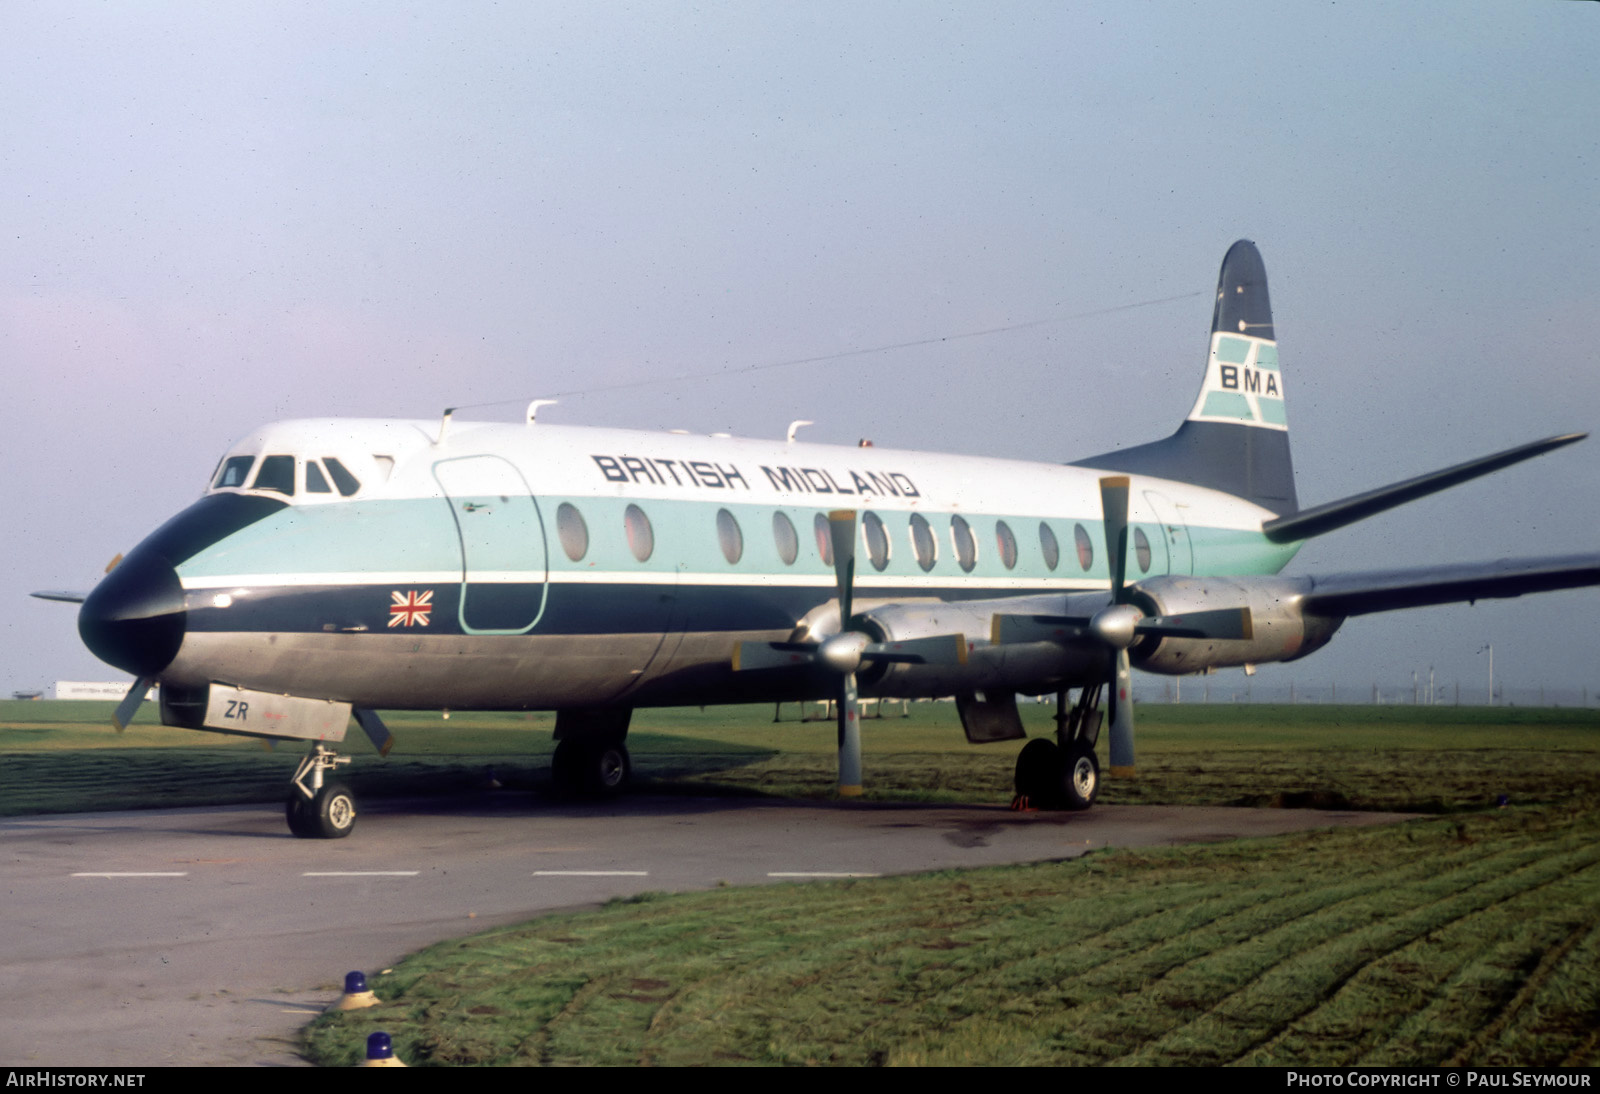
[1013,685,1102,811]
[550,708,633,799]
[286,744,358,838]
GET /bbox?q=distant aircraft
[38,241,1600,838]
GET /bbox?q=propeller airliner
[40,241,1600,838]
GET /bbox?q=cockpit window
[305,461,332,494]
[251,455,296,496]
[213,455,255,490]
[322,457,361,497]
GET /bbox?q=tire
[1015,738,1063,807]
[586,743,631,797]
[552,739,631,798]
[310,781,357,839]
[1060,741,1099,811]
[285,791,317,838]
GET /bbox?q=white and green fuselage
[155,414,1299,711]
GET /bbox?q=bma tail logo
[1187,333,1288,431]
[388,590,434,628]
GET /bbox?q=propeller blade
[837,672,862,797]
[111,676,153,733]
[828,510,857,626]
[353,708,395,757]
[1135,607,1254,641]
[731,640,820,671]
[991,613,1093,645]
[1100,476,1131,603]
[1107,648,1135,775]
[1098,476,1136,775]
[862,633,969,665]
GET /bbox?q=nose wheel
[286,745,357,838]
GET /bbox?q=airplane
[37,240,1600,839]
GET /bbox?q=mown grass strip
[302,802,1600,1066]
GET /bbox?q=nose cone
[78,552,187,677]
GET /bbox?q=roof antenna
[787,419,814,444]
[527,399,559,425]
[435,408,455,446]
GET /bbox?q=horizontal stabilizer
[31,590,87,604]
[1303,553,1600,617]
[1263,433,1586,543]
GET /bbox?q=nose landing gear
[286,744,358,838]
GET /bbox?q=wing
[1299,553,1600,617]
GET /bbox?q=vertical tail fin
[1073,240,1298,514]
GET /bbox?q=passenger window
[1039,522,1060,571]
[814,513,834,567]
[863,511,890,572]
[322,457,361,497]
[717,508,744,565]
[909,513,936,572]
[1134,527,1152,573]
[995,520,1017,570]
[1074,523,1094,571]
[213,455,255,489]
[773,512,799,566]
[950,515,977,573]
[252,455,296,496]
[625,504,655,562]
[305,461,332,494]
[557,503,589,562]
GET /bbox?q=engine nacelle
[1127,575,1343,675]
[853,594,1102,697]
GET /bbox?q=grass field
[5,699,1599,815]
[5,699,1599,1066]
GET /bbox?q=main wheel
[1015,738,1064,807]
[552,739,632,798]
[585,743,631,797]
[309,781,358,838]
[1060,741,1099,811]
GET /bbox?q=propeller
[732,509,965,796]
[1099,476,1137,775]
[990,476,1253,777]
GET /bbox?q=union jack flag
[388,589,433,628]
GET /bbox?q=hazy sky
[3,1,1597,702]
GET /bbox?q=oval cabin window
[716,508,744,565]
[863,511,890,572]
[950,515,977,572]
[995,520,1018,570]
[1039,522,1060,571]
[773,511,799,566]
[557,503,589,562]
[814,513,834,567]
[909,513,937,572]
[624,504,655,563]
[1074,523,1094,571]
